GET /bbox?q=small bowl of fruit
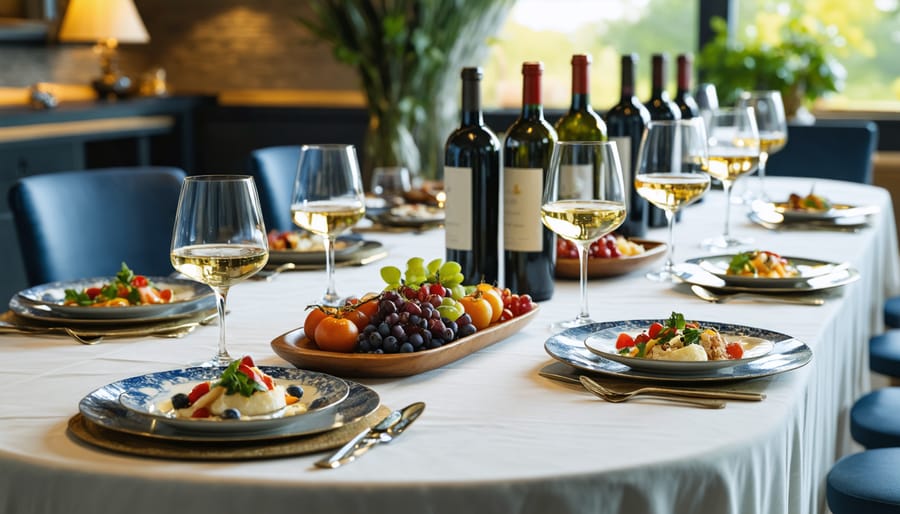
[555,234,667,279]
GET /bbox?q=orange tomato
[314,315,359,353]
[459,293,492,330]
[303,306,334,343]
[475,283,503,323]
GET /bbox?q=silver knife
[315,402,425,469]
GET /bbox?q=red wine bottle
[604,54,650,238]
[503,62,557,301]
[645,53,682,227]
[444,67,502,286]
[674,53,700,120]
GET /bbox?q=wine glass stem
[757,152,769,200]
[722,181,734,239]
[664,210,676,274]
[576,243,591,323]
[212,286,231,366]
[323,235,339,305]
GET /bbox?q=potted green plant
[299,0,514,184]
[697,15,846,120]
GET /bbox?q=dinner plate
[756,200,879,222]
[113,366,349,434]
[369,204,445,228]
[266,235,366,265]
[79,376,379,443]
[583,321,775,373]
[555,239,667,279]
[544,320,812,383]
[687,254,848,288]
[676,263,859,293]
[15,277,214,320]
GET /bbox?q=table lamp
[57,0,150,99]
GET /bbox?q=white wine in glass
[635,118,710,281]
[738,90,787,202]
[291,144,366,306]
[171,175,268,367]
[541,141,626,330]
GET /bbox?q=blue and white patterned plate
[81,366,350,437]
[583,320,775,373]
[687,255,849,288]
[545,319,812,383]
[15,277,214,321]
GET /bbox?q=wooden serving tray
[271,306,540,378]
[555,238,666,279]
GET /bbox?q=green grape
[450,284,466,300]
[407,257,426,272]
[437,297,464,321]
[380,266,402,285]
[442,272,465,287]
[464,285,477,295]
[426,258,443,275]
[383,283,401,291]
[439,261,462,278]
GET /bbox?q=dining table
[0,176,897,514]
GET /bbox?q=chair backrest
[8,166,187,285]
[765,119,879,184]
[248,145,301,232]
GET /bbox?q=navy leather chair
[827,448,900,513]
[8,166,186,285]
[248,145,300,232]
[766,119,879,184]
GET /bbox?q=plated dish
[79,376,380,443]
[369,204,445,228]
[688,254,849,288]
[676,263,859,294]
[544,320,812,383]
[753,200,879,222]
[555,238,667,279]
[272,305,539,377]
[267,233,365,265]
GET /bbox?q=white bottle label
[444,166,473,251]
[560,164,593,199]
[610,136,632,210]
[504,167,544,252]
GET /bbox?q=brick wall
[0,0,359,95]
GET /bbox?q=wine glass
[171,175,269,367]
[635,119,711,281]
[291,144,366,306]
[700,107,760,250]
[541,141,626,330]
[738,90,788,202]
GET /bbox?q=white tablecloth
[1,177,897,514]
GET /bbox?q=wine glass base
[700,235,754,251]
[321,292,343,307]
[644,268,682,282]
[550,316,596,332]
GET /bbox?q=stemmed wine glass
[635,119,711,281]
[291,144,366,306]
[171,175,269,366]
[541,141,626,330]
[738,90,788,203]
[700,107,760,250]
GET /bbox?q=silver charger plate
[583,321,775,374]
[545,320,812,383]
[80,367,374,442]
[15,277,214,320]
[267,235,366,265]
[687,254,848,288]
[770,201,879,221]
[676,263,859,293]
[8,293,216,326]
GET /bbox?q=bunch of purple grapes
[356,290,477,354]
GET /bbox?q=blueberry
[286,384,304,399]
[400,342,414,353]
[222,408,241,419]
[171,393,190,409]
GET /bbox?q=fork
[579,376,726,409]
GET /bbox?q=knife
[315,402,425,469]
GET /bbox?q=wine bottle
[444,67,502,286]
[554,54,607,202]
[645,53,681,227]
[674,53,700,120]
[604,54,650,238]
[503,62,557,302]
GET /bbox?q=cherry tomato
[86,287,103,299]
[459,294,492,330]
[615,332,635,349]
[726,342,744,360]
[647,322,664,339]
[344,307,370,331]
[303,306,333,343]
[131,275,149,288]
[634,333,650,345]
[517,294,535,314]
[475,283,504,323]
[314,316,359,352]
[159,289,173,302]
[188,382,210,404]
[240,355,256,367]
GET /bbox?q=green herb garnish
[216,360,267,397]
[727,252,755,275]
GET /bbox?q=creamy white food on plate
[615,312,747,362]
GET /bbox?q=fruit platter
[271,257,539,377]
[555,234,667,279]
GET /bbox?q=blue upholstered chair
[8,166,186,285]
[765,119,879,184]
[827,448,900,513]
[248,145,300,232]
[851,388,900,449]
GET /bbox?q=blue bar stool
[851,388,900,449]
[871,331,900,382]
[827,448,900,513]
[884,297,900,329]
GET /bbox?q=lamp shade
[58,0,149,44]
